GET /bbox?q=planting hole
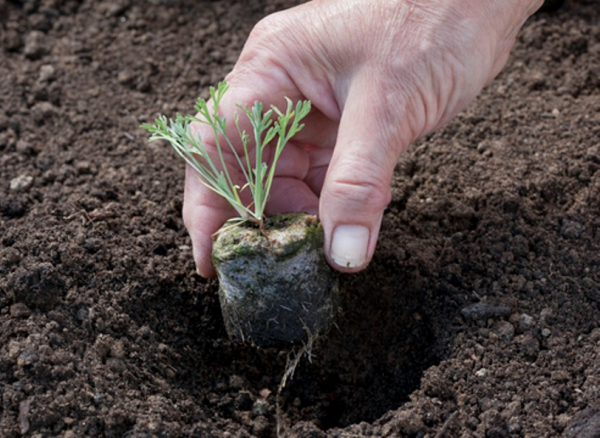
[126,252,445,433]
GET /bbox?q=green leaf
[141,81,311,225]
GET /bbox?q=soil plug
[213,212,339,346]
[142,81,340,347]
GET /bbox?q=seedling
[141,82,339,348]
[141,81,311,225]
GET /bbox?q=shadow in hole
[122,243,454,431]
[276,254,442,428]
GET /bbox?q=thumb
[320,76,408,272]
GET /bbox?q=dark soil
[1,0,599,437]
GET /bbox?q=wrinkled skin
[183,0,544,278]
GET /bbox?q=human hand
[184,0,543,278]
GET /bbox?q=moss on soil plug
[212,213,340,347]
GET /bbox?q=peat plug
[213,213,340,347]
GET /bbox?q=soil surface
[1,0,599,437]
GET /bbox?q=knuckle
[328,158,391,212]
[234,11,295,76]
[329,177,390,212]
[246,12,287,48]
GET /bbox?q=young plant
[141,81,311,226]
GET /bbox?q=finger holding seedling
[176,74,338,277]
[143,82,341,346]
[172,0,543,277]
[171,81,321,277]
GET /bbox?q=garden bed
[1,0,599,436]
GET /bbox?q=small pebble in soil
[24,30,49,59]
[252,399,269,417]
[76,307,89,321]
[589,328,600,342]
[75,160,94,175]
[540,307,556,325]
[510,313,534,333]
[557,413,573,430]
[17,348,38,367]
[16,140,33,155]
[560,219,585,239]
[10,175,34,192]
[18,399,30,435]
[38,64,56,82]
[461,302,511,320]
[136,325,152,339]
[541,328,552,337]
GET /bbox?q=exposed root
[434,411,458,438]
[275,327,317,438]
